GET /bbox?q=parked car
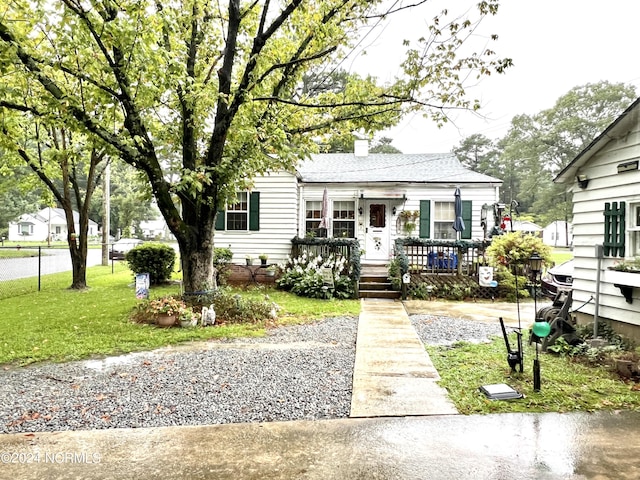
[541,259,573,298]
[109,238,143,260]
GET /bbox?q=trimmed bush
[125,243,176,284]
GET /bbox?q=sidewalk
[350,299,457,417]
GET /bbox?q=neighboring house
[542,220,573,247]
[555,96,640,340]
[504,220,543,237]
[8,207,98,242]
[139,219,171,240]
[213,140,502,265]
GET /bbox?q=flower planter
[156,314,177,327]
[180,318,197,328]
[605,269,640,303]
[605,269,640,288]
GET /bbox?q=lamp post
[529,251,549,392]
[529,251,542,319]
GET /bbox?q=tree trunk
[174,211,218,295]
[69,238,87,289]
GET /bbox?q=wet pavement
[1,411,639,479]
[351,299,457,417]
[1,298,639,479]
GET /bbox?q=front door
[365,201,390,261]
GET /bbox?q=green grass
[0,264,360,366]
[550,247,573,265]
[427,336,640,414]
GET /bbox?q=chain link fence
[0,246,109,299]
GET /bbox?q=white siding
[570,123,640,326]
[213,170,299,264]
[300,182,499,253]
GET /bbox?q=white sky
[346,0,640,154]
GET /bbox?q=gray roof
[297,153,502,184]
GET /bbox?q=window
[629,203,640,256]
[305,200,327,238]
[18,223,33,236]
[215,192,260,231]
[604,201,625,257]
[227,192,248,230]
[333,201,355,238]
[434,202,455,239]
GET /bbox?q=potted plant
[259,253,268,266]
[143,295,186,327]
[404,222,416,236]
[245,255,253,266]
[266,265,277,277]
[179,309,200,328]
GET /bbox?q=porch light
[529,251,542,276]
[576,175,589,189]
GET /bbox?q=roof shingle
[297,153,502,184]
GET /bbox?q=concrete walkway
[350,299,457,417]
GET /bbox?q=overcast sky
[347,0,640,154]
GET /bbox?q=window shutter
[214,209,225,230]
[461,200,472,240]
[419,200,430,238]
[249,192,260,231]
[604,201,625,257]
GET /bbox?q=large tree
[0,1,511,293]
[497,81,637,224]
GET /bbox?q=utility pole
[102,160,111,266]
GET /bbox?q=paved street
[0,247,104,281]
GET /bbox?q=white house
[555,96,640,340]
[8,207,98,242]
[213,141,502,265]
[503,219,543,237]
[543,220,573,248]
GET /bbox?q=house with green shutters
[213,141,502,266]
[555,96,640,340]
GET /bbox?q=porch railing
[289,236,361,282]
[395,238,490,276]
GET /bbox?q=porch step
[358,265,400,299]
[359,289,401,299]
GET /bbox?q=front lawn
[427,336,640,414]
[0,264,359,366]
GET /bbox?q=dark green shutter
[604,201,625,257]
[214,209,225,230]
[249,192,260,231]
[461,200,472,240]
[419,200,430,238]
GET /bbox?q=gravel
[1,314,502,434]
[411,314,503,346]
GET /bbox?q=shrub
[214,246,233,286]
[485,232,551,300]
[276,252,354,299]
[125,243,176,284]
[485,231,551,268]
[181,288,277,324]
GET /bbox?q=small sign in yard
[321,268,334,287]
[135,273,150,299]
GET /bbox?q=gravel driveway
[1,315,502,434]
